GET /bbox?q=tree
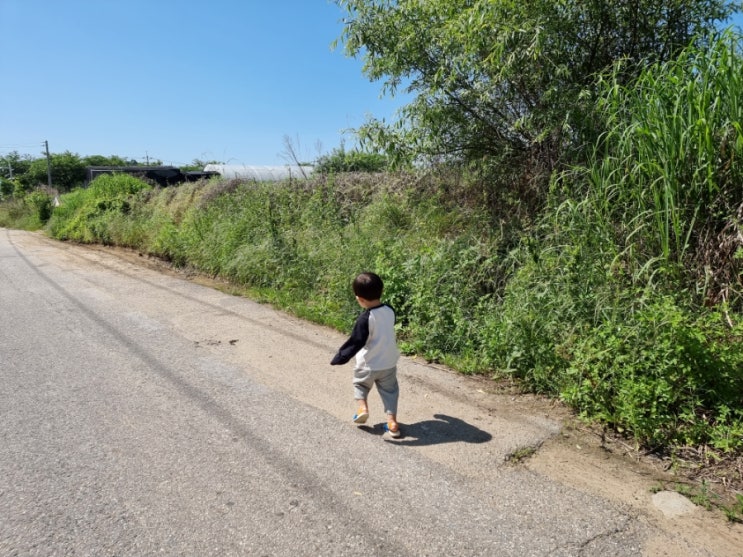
[181,158,224,172]
[0,151,34,181]
[83,154,130,167]
[22,151,86,192]
[315,146,388,173]
[336,0,738,178]
[0,178,15,200]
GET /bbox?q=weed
[721,494,743,523]
[505,445,539,464]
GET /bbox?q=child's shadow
[360,414,492,446]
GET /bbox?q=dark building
[85,166,217,187]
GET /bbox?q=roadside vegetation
[2,1,741,519]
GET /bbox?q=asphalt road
[0,229,737,556]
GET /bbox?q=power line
[0,144,44,151]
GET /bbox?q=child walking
[330,272,401,438]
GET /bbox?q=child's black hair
[352,272,384,300]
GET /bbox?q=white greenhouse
[203,164,314,181]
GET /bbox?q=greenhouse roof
[203,164,314,181]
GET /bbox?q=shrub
[315,147,388,173]
[562,298,743,451]
[26,189,54,223]
[47,174,151,243]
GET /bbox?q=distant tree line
[0,151,163,198]
[0,144,393,200]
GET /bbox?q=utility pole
[44,140,52,188]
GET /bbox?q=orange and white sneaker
[353,409,369,424]
[384,422,401,438]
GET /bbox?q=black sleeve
[330,311,370,365]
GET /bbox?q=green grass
[505,445,539,464]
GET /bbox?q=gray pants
[353,366,399,415]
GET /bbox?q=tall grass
[587,30,743,305]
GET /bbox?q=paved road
[0,229,737,556]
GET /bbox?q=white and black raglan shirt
[330,304,400,371]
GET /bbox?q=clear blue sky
[1,2,741,167]
[0,1,406,166]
